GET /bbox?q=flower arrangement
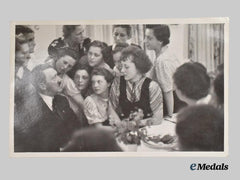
[112,108,150,145]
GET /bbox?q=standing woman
[48,25,91,77]
[106,25,141,68]
[84,68,120,126]
[110,46,163,126]
[144,24,185,117]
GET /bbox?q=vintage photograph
[10,19,228,156]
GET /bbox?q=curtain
[131,24,145,48]
[85,25,112,45]
[188,24,224,72]
[85,24,144,47]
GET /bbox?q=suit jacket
[14,90,81,152]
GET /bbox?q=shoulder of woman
[84,95,96,108]
[149,80,162,91]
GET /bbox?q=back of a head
[62,127,122,152]
[173,62,210,101]
[176,105,224,151]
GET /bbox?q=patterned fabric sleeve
[84,96,104,125]
[109,77,120,110]
[149,81,163,120]
[155,59,174,93]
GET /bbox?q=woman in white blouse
[84,67,120,126]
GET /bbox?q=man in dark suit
[14,64,80,152]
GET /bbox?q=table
[118,118,178,152]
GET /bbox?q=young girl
[84,68,120,126]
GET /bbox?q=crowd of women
[14,24,224,152]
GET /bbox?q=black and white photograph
[10,19,228,156]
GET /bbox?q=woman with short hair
[110,46,163,126]
[144,24,185,117]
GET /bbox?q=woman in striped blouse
[110,46,163,126]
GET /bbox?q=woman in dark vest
[110,46,163,126]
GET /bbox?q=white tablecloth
[118,119,177,152]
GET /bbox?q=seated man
[176,105,224,151]
[173,62,211,105]
[14,64,80,152]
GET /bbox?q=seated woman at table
[110,46,163,126]
[176,105,224,151]
[79,40,113,74]
[84,67,120,126]
[173,62,211,106]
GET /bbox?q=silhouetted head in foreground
[176,105,224,151]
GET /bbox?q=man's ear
[38,82,47,91]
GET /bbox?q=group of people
[14,24,224,152]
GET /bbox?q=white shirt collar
[39,93,54,111]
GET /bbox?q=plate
[140,123,178,150]
[141,135,178,150]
